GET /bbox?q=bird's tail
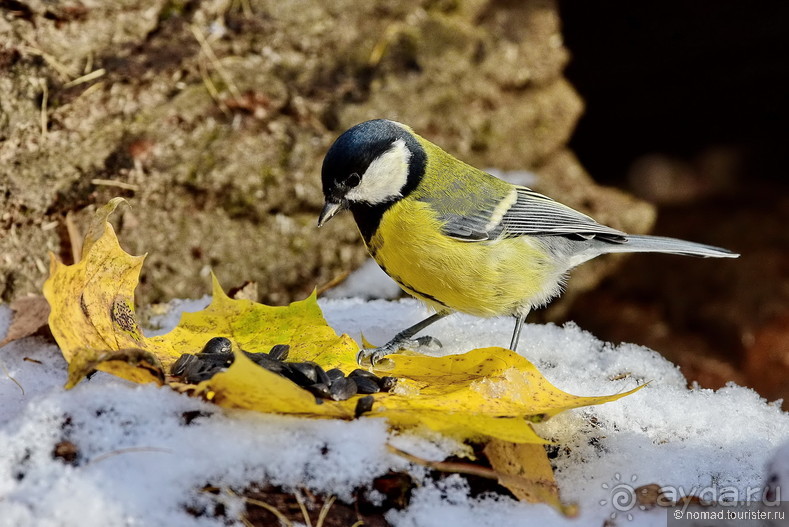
[600,234,739,258]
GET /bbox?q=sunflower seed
[379,376,397,392]
[314,365,331,386]
[329,377,357,401]
[201,336,232,355]
[325,368,345,383]
[355,395,374,417]
[353,375,381,394]
[349,368,381,383]
[306,382,332,399]
[284,361,320,386]
[268,344,290,361]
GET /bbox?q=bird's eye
[346,173,361,188]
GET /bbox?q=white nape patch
[346,138,411,205]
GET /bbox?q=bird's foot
[356,335,442,367]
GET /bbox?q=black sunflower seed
[268,344,290,361]
[314,365,331,386]
[355,395,374,417]
[349,368,381,383]
[353,375,381,394]
[171,353,199,376]
[284,362,320,386]
[379,376,397,392]
[306,383,332,399]
[325,368,345,383]
[329,377,357,401]
[201,337,232,355]
[244,352,288,374]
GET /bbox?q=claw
[414,336,442,350]
[356,334,443,366]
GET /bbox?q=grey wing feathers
[440,186,628,243]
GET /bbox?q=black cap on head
[319,119,427,238]
[321,119,407,201]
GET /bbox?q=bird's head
[318,119,425,226]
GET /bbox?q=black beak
[317,201,344,227]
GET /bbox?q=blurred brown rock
[0,0,655,306]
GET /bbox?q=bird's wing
[436,185,628,242]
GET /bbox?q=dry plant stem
[39,79,48,139]
[65,211,83,263]
[316,271,350,296]
[315,495,335,527]
[90,179,141,191]
[0,361,24,395]
[189,24,242,100]
[387,444,505,481]
[86,446,173,466]
[242,496,293,527]
[294,491,313,527]
[63,68,106,88]
[197,58,229,115]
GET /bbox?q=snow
[1,297,787,527]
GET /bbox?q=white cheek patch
[346,138,411,204]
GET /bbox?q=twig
[189,23,242,100]
[20,42,77,80]
[1,360,24,395]
[197,58,229,115]
[65,211,83,264]
[239,0,253,18]
[90,179,140,191]
[368,23,404,67]
[387,444,502,481]
[315,495,335,527]
[63,68,106,89]
[86,446,172,466]
[242,496,293,527]
[294,491,313,527]
[316,271,350,296]
[39,79,48,139]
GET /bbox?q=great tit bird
[318,119,739,365]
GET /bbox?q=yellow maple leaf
[44,198,149,382]
[484,440,578,516]
[43,198,646,513]
[145,276,359,372]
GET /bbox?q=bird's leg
[509,310,529,351]
[357,312,449,366]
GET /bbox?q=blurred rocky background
[0,1,786,405]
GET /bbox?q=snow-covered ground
[1,296,787,527]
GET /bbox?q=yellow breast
[364,198,563,317]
